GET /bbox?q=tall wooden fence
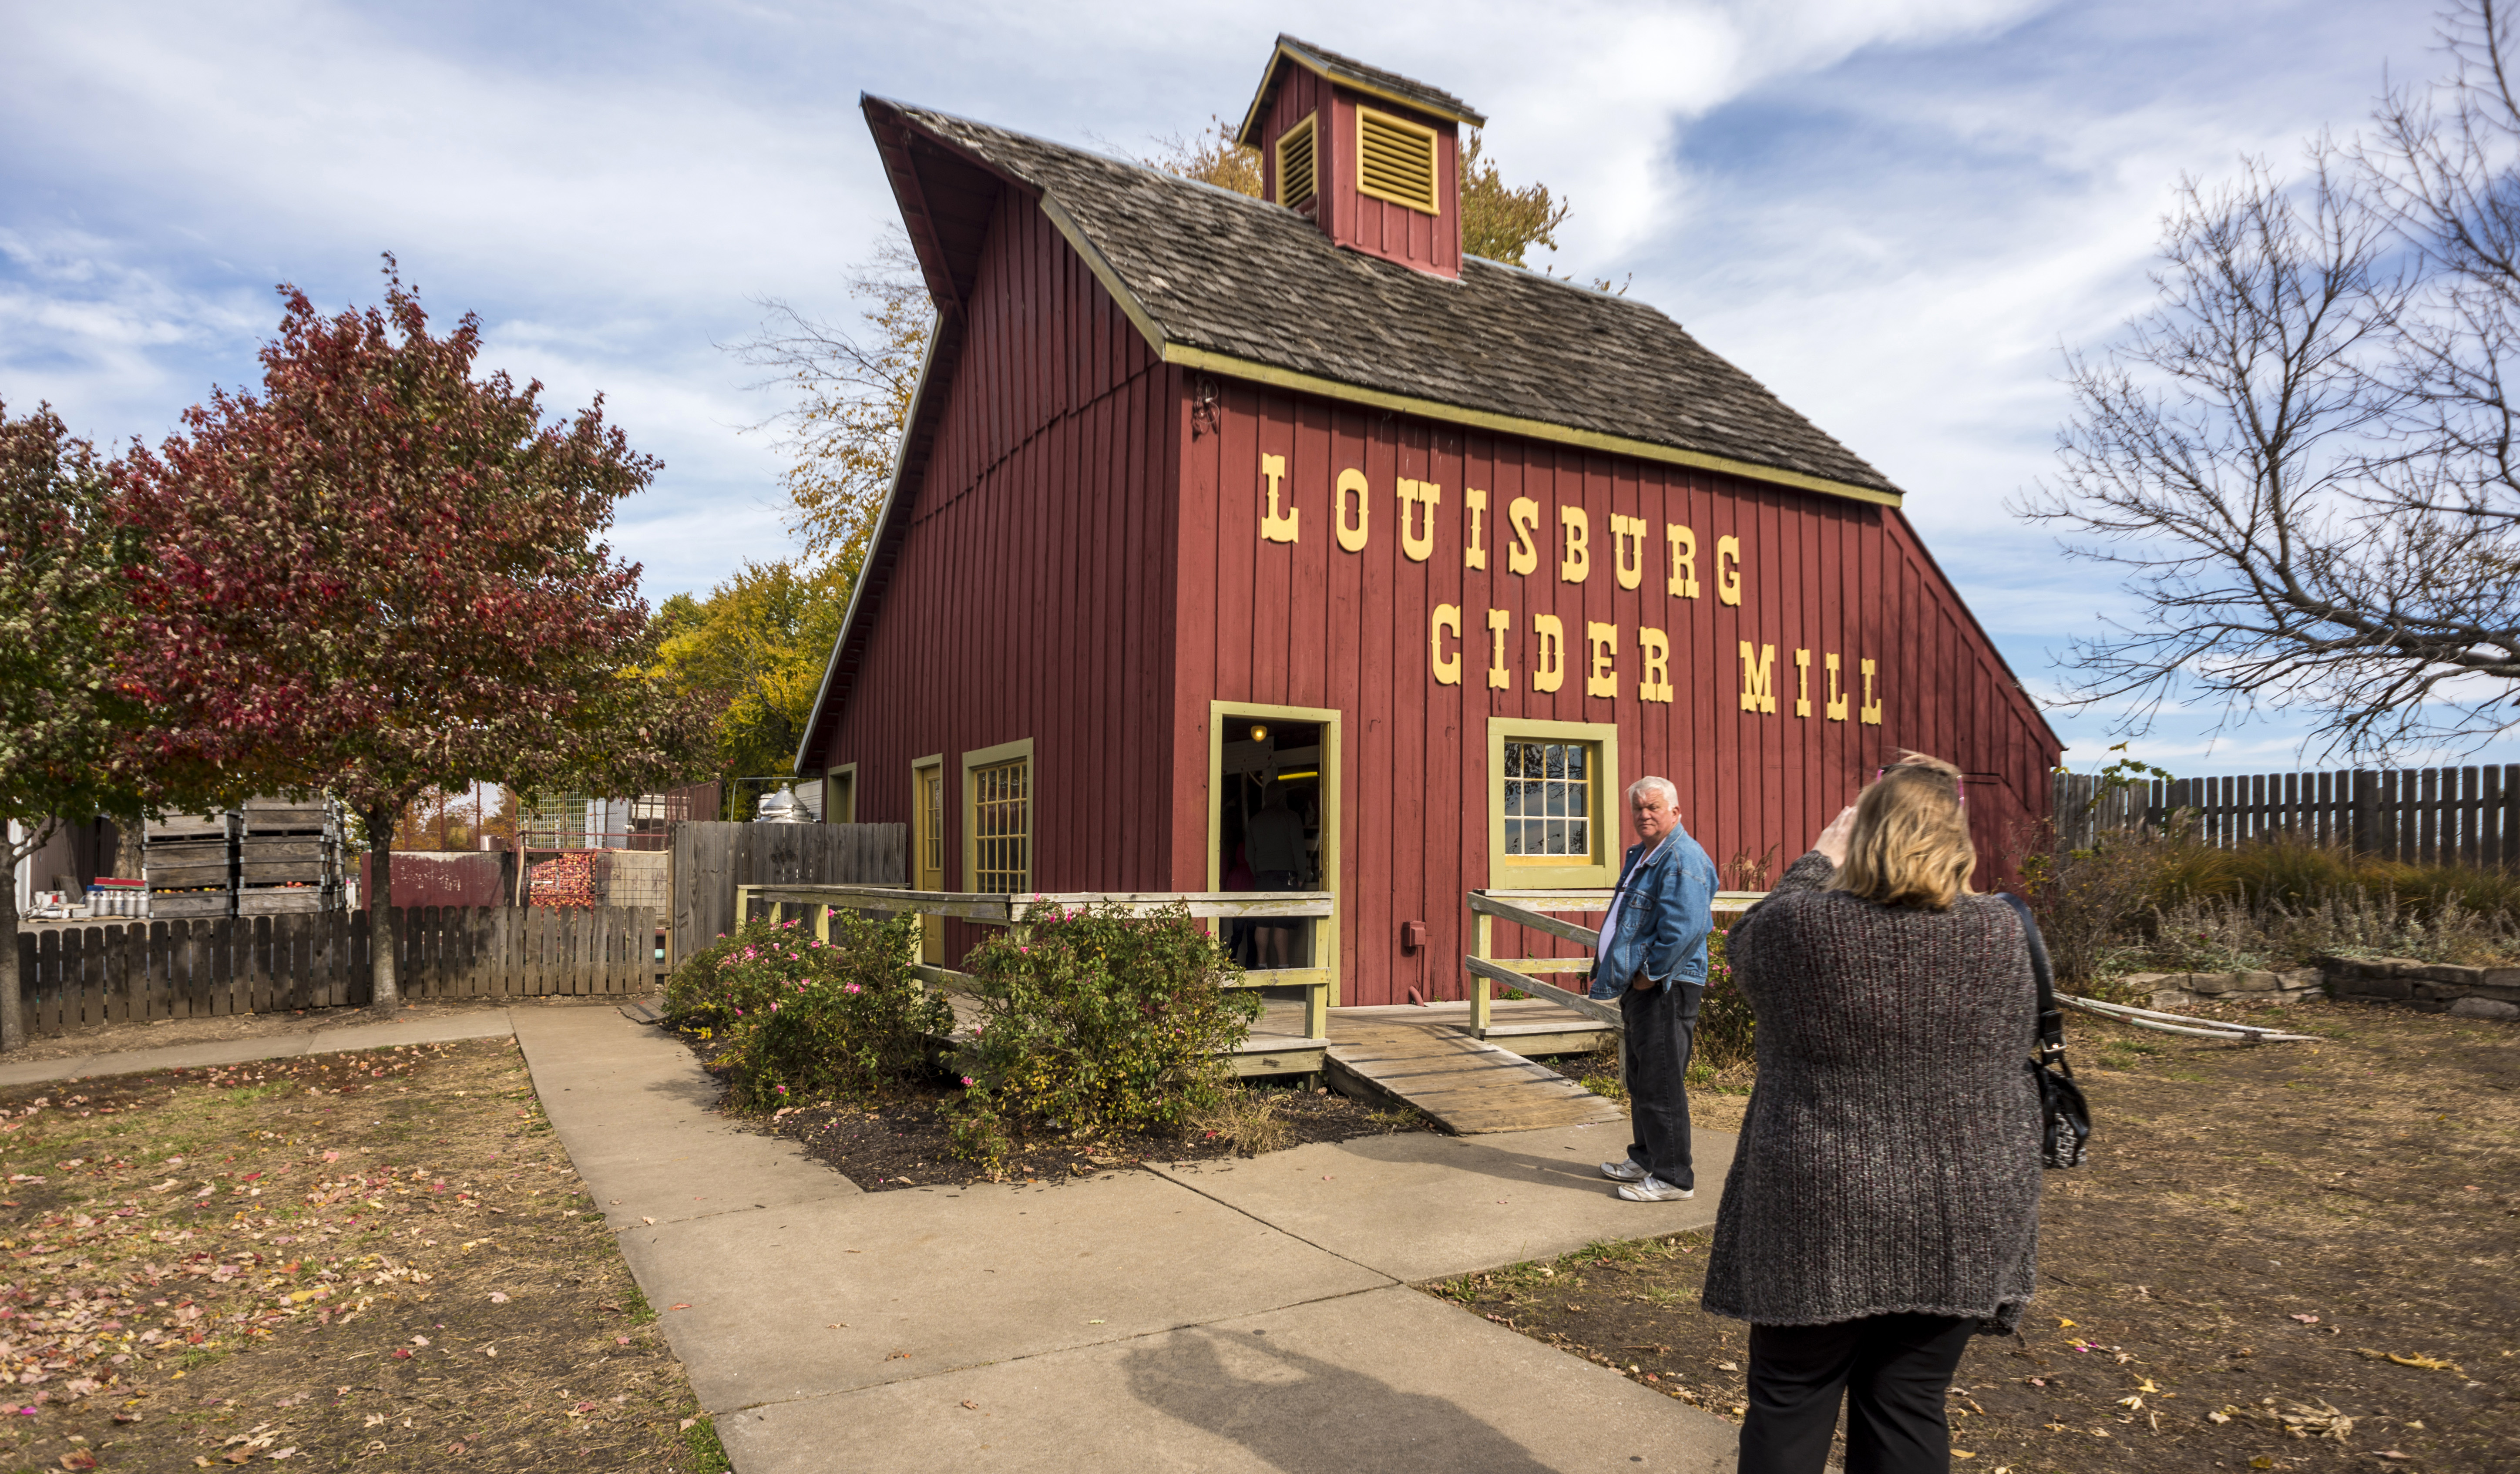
[669,822,906,968]
[10,906,655,1040]
[2053,765,2520,866]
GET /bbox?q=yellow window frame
[1275,111,1317,206]
[1355,106,1440,215]
[1486,716,1620,890]
[826,762,857,824]
[961,738,1034,895]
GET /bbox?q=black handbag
[1996,893,2092,1169]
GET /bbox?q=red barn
[795,36,2062,1007]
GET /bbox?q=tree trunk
[368,802,399,1017]
[0,873,20,1054]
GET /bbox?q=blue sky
[1,0,2480,777]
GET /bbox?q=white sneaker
[1616,1176,1695,1202]
[1600,1159,1648,1182]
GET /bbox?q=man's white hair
[1627,775,1679,806]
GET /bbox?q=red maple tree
[114,263,705,1013]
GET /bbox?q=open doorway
[1206,702,1341,1002]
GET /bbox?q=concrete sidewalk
[511,1007,1743,1474]
[0,1009,524,1088]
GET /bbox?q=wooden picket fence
[2053,765,2520,867]
[10,906,657,1041]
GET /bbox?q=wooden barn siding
[1256,69,1456,277]
[811,187,1182,966]
[1176,379,2056,1006]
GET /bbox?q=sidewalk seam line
[1133,1166,1403,1285]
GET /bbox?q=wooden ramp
[1324,1004,1624,1135]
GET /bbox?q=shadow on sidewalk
[1121,1325,1556,1473]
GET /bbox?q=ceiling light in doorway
[1248,724,1269,743]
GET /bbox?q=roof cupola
[1235,35,1484,280]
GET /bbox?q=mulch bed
[670,1029,1433,1189]
[0,1037,722,1472]
[1422,999,2519,1472]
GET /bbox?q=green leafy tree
[0,403,159,1050]
[652,558,856,793]
[114,264,709,1016]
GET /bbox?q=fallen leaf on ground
[2290,1313,2320,1324]
[960,1400,978,1410]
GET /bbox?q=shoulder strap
[1995,892,2068,1066]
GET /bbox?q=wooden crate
[151,892,231,919]
[144,812,234,840]
[147,860,232,890]
[237,888,325,916]
[239,803,335,835]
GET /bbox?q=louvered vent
[1356,107,1438,215]
[1276,113,1317,207]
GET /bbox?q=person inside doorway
[1243,780,1308,968]
[1593,776,1718,1203]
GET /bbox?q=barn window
[1356,107,1439,215]
[1276,112,1317,207]
[1486,718,1619,890]
[963,738,1034,893]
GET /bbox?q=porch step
[1325,1011,1624,1135]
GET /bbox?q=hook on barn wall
[1190,373,1222,437]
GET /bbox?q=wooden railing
[1463,889,1765,1038]
[732,884,1337,1044]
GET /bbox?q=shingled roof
[1233,34,1486,141]
[879,99,1902,501]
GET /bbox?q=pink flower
[844,983,862,994]
[961,1076,976,1087]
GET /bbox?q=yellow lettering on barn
[1464,489,1489,571]
[1585,621,1618,698]
[1825,653,1848,722]
[1336,468,1370,553]
[1485,608,1512,690]
[1738,641,1777,714]
[1609,514,1647,590]
[1717,535,1743,606]
[1532,614,1567,693]
[1667,524,1700,599]
[1260,454,1300,543]
[1560,507,1590,584]
[1429,603,1462,685]
[1638,628,1673,704]
[1860,658,1882,725]
[1397,479,1441,562]
[1794,648,1811,718]
[1507,497,1541,576]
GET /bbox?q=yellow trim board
[1166,344,1904,509]
[1487,716,1621,891]
[827,762,858,824]
[1207,700,1343,1008]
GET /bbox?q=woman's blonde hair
[1829,751,1975,910]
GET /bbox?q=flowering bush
[662,912,949,1109]
[948,902,1260,1164]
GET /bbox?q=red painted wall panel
[1254,67,1459,277]
[813,187,1179,963]
[1173,380,2060,1006]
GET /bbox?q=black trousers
[1618,979,1700,1189]
[1739,1313,1976,1474]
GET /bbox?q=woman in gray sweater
[1703,755,2041,1474]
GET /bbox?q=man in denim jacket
[1591,776,1718,1202]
